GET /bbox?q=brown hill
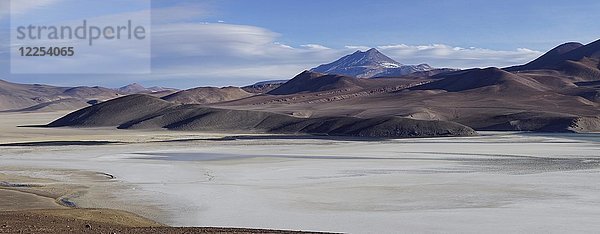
[0,80,66,110]
[266,70,428,96]
[411,67,547,92]
[162,87,253,104]
[5,98,90,112]
[47,94,476,138]
[555,58,600,81]
[268,71,368,95]
[506,42,584,71]
[62,86,121,99]
[0,79,123,111]
[242,80,287,94]
[48,94,173,127]
[507,39,600,75]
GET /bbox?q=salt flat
[0,113,599,233]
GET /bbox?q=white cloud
[153,23,282,57]
[151,23,335,61]
[345,45,371,51]
[301,44,331,50]
[149,22,345,83]
[376,44,542,68]
[274,42,294,50]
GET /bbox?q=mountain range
[218,39,600,133]
[0,80,123,112]
[3,39,600,136]
[0,81,179,112]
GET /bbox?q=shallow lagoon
[2,132,599,233]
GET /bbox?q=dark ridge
[506,42,584,71]
[162,86,253,104]
[268,71,366,95]
[476,112,600,133]
[507,39,600,71]
[576,80,600,87]
[411,67,544,92]
[46,94,477,139]
[47,94,174,127]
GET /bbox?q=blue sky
[206,0,600,50]
[1,0,600,88]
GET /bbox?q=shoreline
[0,173,321,233]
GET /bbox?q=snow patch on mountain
[311,48,436,78]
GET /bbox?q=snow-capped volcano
[311,48,434,78]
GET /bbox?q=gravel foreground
[0,210,321,234]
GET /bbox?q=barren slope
[47,94,477,138]
[162,87,254,104]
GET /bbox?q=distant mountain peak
[116,83,178,94]
[348,48,401,66]
[117,83,147,94]
[311,48,435,78]
[121,83,144,88]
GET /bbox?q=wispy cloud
[153,23,282,58]
[376,44,542,68]
[300,44,332,50]
[149,22,344,83]
[0,0,63,20]
[345,45,371,51]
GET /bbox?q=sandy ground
[1,111,600,233]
